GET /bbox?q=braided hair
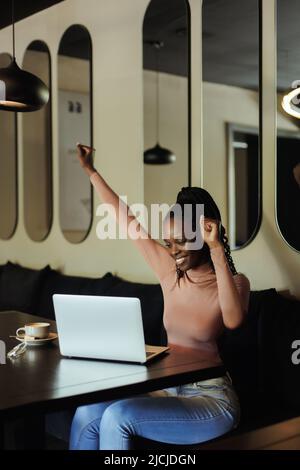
[166,186,237,287]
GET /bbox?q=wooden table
[0,311,226,449]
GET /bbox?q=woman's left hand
[200,215,222,249]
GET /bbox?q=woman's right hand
[76,143,96,176]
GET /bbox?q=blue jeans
[69,375,240,450]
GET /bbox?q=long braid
[175,265,184,285]
[220,225,237,276]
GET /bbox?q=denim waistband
[191,372,232,388]
[163,373,233,395]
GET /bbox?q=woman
[69,143,250,450]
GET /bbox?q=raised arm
[76,143,173,281]
[210,245,250,329]
[200,216,250,329]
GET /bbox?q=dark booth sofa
[0,260,300,449]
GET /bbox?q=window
[202,0,261,249]
[23,41,52,241]
[143,0,191,223]
[277,0,300,252]
[58,25,93,243]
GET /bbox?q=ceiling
[0,0,64,30]
[0,0,298,92]
[143,0,189,77]
[202,0,259,90]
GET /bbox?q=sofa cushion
[0,261,51,314]
[258,292,300,414]
[217,289,273,427]
[217,288,300,429]
[35,268,121,320]
[104,276,166,346]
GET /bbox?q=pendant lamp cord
[155,43,159,144]
[12,0,15,59]
[154,41,163,145]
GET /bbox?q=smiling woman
[69,143,250,450]
[162,186,238,288]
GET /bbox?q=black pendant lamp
[0,0,49,112]
[144,41,176,164]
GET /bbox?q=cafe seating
[0,261,166,346]
[0,260,300,449]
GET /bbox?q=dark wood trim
[198,416,300,450]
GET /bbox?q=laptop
[52,294,169,364]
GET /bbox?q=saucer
[16,332,58,347]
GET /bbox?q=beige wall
[0,0,150,281]
[0,0,299,298]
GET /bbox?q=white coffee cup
[16,322,50,339]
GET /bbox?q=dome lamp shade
[0,57,49,112]
[0,0,49,112]
[144,143,176,164]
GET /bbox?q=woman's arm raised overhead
[76,143,173,281]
